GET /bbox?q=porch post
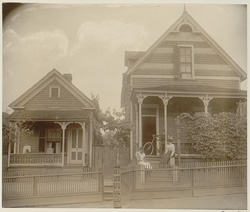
[55,122,72,167]
[136,93,145,148]
[134,103,139,152]
[61,125,66,167]
[14,123,18,154]
[17,130,20,153]
[130,101,133,160]
[14,142,17,154]
[199,96,213,114]
[161,95,172,147]
[83,123,86,166]
[89,112,93,167]
[7,142,11,168]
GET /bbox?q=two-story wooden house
[7,69,95,168]
[121,10,247,162]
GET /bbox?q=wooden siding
[131,78,240,90]
[144,54,174,64]
[194,48,216,55]
[132,30,242,80]
[194,54,226,65]
[160,41,211,48]
[135,69,173,75]
[138,63,174,70]
[24,80,85,110]
[20,131,40,153]
[196,70,238,77]
[164,32,204,42]
[194,64,232,71]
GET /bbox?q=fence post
[113,165,122,208]
[98,168,104,200]
[191,169,194,197]
[33,176,37,196]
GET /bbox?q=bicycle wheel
[143,142,154,155]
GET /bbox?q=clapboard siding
[20,131,39,153]
[196,70,238,77]
[138,63,174,70]
[144,54,174,64]
[194,48,216,55]
[160,41,211,48]
[194,54,226,64]
[24,80,85,110]
[164,32,204,42]
[132,78,240,90]
[135,69,173,75]
[141,54,226,65]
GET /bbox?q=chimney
[63,74,72,83]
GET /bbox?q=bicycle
[143,134,165,156]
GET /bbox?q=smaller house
[7,69,95,168]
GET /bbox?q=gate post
[113,165,122,208]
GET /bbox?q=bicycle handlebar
[152,134,164,138]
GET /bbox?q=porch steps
[146,156,162,169]
[104,179,113,202]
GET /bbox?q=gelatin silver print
[2,2,247,210]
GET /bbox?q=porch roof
[8,110,90,121]
[134,85,247,95]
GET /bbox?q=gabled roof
[125,10,247,81]
[9,69,95,110]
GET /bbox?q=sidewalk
[34,193,247,210]
[124,193,247,210]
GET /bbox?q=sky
[2,3,247,114]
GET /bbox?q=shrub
[176,111,247,160]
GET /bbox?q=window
[179,47,193,79]
[49,86,60,98]
[39,127,62,153]
[179,24,192,32]
[39,129,45,152]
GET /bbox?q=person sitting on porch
[135,147,152,170]
[160,135,175,168]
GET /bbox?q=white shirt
[135,151,145,162]
[165,143,175,157]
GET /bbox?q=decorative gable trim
[125,10,247,81]
[9,69,95,109]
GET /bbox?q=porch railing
[9,153,62,167]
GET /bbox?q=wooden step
[104,179,113,201]
[104,191,113,201]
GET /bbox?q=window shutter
[174,46,180,78]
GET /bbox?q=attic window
[49,86,60,98]
[180,47,192,78]
[179,24,192,32]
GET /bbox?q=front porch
[130,85,247,163]
[7,116,93,168]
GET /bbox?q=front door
[142,116,156,155]
[69,128,83,164]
